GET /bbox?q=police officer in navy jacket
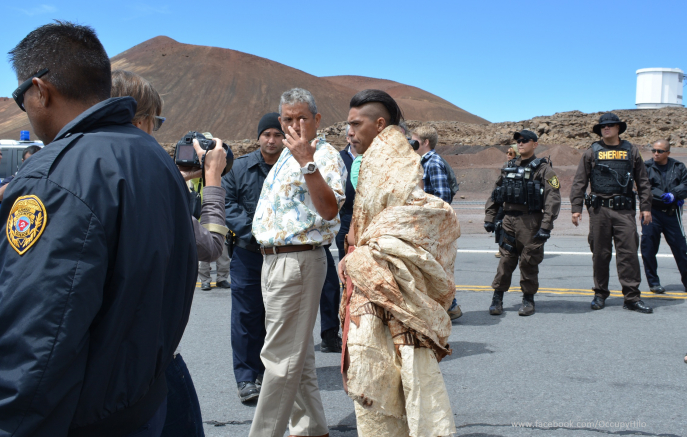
[0,22,196,436]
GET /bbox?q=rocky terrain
[153,106,685,194]
[320,106,687,150]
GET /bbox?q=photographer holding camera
[179,132,233,291]
[112,69,231,437]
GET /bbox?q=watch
[300,162,318,175]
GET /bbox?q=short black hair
[8,20,111,104]
[349,89,403,126]
[22,145,41,160]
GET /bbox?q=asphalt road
[182,234,687,437]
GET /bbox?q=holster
[494,220,503,245]
[498,228,516,254]
[226,230,236,258]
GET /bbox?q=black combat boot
[518,294,535,316]
[623,300,653,314]
[489,291,505,315]
[591,295,606,310]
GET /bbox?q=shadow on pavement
[444,341,494,362]
[453,309,505,326]
[532,299,594,314]
[641,296,685,309]
[316,365,343,392]
[330,412,357,436]
[662,284,686,292]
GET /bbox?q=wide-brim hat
[593,112,627,136]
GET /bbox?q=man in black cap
[640,139,687,293]
[223,112,284,402]
[485,130,561,316]
[570,112,653,313]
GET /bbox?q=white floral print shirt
[252,140,346,246]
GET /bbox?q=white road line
[457,249,675,258]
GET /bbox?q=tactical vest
[492,158,546,211]
[590,141,633,195]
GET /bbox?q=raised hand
[283,119,317,167]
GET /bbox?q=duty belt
[651,200,677,214]
[237,242,262,253]
[503,210,540,217]
[585,194,635,211]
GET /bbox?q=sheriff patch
[547,176,560,189]
[598,150,628,160]
[6,195,47,255]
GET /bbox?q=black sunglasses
[601,123,618,129]
[650,148,668,154]
[12,68,49,112]
[153,116,166,132]
[516,139,532,144]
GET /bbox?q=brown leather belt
[259,244,317,255]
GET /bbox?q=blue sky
[1,0,684,123]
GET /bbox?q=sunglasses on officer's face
[601,124,618,129]
[12,68,49,112]
[516,139,532,144]
[153,116,166,132]
[651,148,668,154]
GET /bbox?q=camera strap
[200,151,207,187]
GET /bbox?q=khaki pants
[198,244,231,283]
[248,247,329,437]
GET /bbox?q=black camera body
[174,131,234,175]
[175,131,216,168]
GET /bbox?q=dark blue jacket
[222,149,273,247]
[339,145,356,218]
[645,157,687,207]
[0,98,198,437]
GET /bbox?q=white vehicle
[0,139,44,180]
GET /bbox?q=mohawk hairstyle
[349,89,404,126]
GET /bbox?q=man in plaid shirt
[412,125,461,319]
[412,125,453,203]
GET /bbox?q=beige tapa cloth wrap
[340,126,460,429]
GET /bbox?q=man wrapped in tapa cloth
[338,89,460,437]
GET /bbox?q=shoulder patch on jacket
[6,195,47,255]
[547,175,560,189]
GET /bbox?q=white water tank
[635,68,684,109]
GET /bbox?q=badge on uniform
[547,176,560,189]
[6,195,47,255]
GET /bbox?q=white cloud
[13,4,57,16]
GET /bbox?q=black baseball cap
[514,130,538,142]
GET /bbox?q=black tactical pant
[641,207,687,289]
[588,206,641,302]
[492,212,545,294]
